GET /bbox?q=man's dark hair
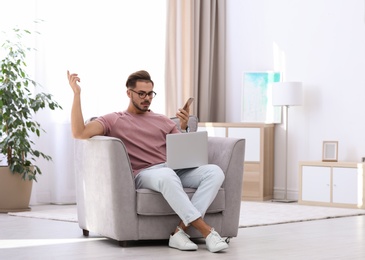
[125,70,154,89]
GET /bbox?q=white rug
[239,201,365,227]
[8,205,78,223]
[8,202,365,227]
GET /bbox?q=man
[67,70,229,253]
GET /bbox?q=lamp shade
[272,82,303,106]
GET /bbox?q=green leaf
[0,23,62,181]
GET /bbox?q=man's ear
[127,89,131,98]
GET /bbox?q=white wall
[226,0,365,199]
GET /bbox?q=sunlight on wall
[273,41,286,80]
[271,41,287,126]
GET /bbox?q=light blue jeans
[135,163,225,226]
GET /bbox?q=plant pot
[0,166,33,213]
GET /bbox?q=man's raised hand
[67,70,81,95]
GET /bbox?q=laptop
[166,131,208,170]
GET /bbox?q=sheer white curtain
[1,0,167,204]
[165,0,195,117]
[0,2,37,166]
[165,0,226,122]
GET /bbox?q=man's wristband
[181,126,190,133]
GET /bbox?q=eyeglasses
[129,89,157,99]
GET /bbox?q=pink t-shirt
[95,111,179,175]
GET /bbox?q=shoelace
[210,229,226,244]
[177,227,192,242]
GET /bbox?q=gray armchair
[74,116,245,246]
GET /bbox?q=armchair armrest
[75,136,138,241]
[207,136,245,235]
[207,137,244,173]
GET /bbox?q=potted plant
[0,26,62,212]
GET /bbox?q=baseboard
[273,189,298,201]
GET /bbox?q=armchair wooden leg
[119,241,129,247]
[82,229,89,236]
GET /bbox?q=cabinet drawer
[244,163,260,181]
[302,166,331,203]
[332,167,358,204]
[228,128,260,161]
[243,163,261,198]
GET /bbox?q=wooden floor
[1,212,365,260]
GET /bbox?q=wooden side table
[198,122,275,201]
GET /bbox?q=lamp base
[272,199,297,203]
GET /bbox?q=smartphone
[183,97,194,110]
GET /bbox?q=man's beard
[132,99,150,112]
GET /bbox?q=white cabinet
[299,162,365,209]
[332,167,358,204]
[302,166,331,203]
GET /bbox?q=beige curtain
[165,0,226,122]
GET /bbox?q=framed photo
[241,71,282,123]
[322,141,338,162]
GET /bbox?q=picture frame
[322,141,338,162]
[241,71,282,123]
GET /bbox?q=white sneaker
[205,228,229,253]
[169,226,198,251]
